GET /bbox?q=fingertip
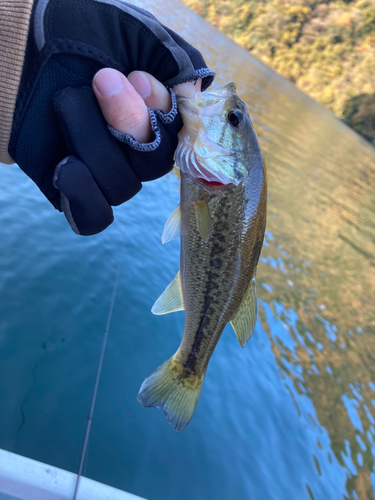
[93,68,125,97]
[128,71,172,114]
[127,71,152,99]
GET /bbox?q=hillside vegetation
[182,0,375,145]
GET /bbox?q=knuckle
[111,106,146,135]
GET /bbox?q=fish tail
[137,354,204,432]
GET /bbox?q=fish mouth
[195,178,229,190]
[177,82,236,105]
[177,82,237,119]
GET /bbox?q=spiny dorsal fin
[230,277,257,348]
[162,204,181,244]
[151,270,184,315]
[194,195,211,243]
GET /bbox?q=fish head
[175,82,260,187]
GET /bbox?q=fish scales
[179,171,265,374]
[138,82,267,431]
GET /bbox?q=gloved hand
[9,0,214,235]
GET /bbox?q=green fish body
[138,83,267,431]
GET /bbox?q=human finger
[93,68,151,143]
[128,71,172,113]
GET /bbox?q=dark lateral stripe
[182,196,231,371]
[183,315,206,371]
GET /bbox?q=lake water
[0,1,375,499]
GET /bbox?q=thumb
[93,68,171,143]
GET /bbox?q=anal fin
[230,277,257,348]
[152,270,184,315]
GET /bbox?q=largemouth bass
[138,82,267,431]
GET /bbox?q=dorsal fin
[230,278,257,347]
[162,204,181,244]
[152,271,184,315]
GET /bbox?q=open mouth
[196,178,229,190]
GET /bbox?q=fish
[137,82,267,431]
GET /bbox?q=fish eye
[227,109,243,128]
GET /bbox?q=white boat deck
[0,449,145,500]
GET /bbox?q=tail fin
[137,355,204,432]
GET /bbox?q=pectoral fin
[152,271,184,315]
[230,278,257,348]
[194,196,211,243]
[162,204,181,244]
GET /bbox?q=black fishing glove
[9,0,214,235]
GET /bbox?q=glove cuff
[175,68,215,92]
